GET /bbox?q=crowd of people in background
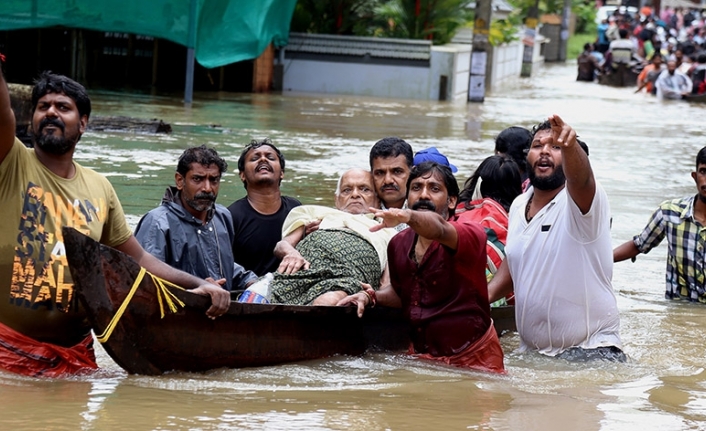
[578,4,706,99]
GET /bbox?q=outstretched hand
[190,283,230,319]
[369,207,410,232]
[547,114,577,149]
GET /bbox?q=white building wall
[490,41,524,91]
[281,37,530,101]
[429,44,471,101]
[282,60,431,100]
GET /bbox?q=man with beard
[488,115,624,362]
[614,147,706,304]
[0,71,229,377]
[655,59,693,100]
[135,145,257,292]
[228,139,301,276]
[337,162,505,373]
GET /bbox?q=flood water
[2,61,706,430]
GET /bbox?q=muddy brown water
[2,62,706,430]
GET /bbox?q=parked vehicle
[595,5,639,24]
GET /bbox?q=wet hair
[236,138,285,190]
[177,145,227,176]
[369,137,413,169]
[237,138,285,173]
[494,126,532,175]
[407,161,459,217]
[531,120,589,155]
[531,120,552,139]
[458,155,522,212]
[696,146,706,169]
[31,71,92,119]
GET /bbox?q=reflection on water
[3,61,706,430]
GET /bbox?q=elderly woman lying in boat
[267,168,397,306]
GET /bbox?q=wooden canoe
[598,63,639,87]
[63,227,516,375]
[685,93,706,103]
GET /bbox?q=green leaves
[291,0,473,45]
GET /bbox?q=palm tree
[370,0,472,44]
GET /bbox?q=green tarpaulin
[0,0,297,68]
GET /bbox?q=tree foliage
[290,0,375,34]
[505,0,597,35]
[291,0,473,45]
[289,0,598,46]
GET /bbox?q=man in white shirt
[655,60,693,99]
[488,115,624,362]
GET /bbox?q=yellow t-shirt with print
[0,138,132,346]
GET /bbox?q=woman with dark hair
[457,155,522,305]
[493,126,532,190]
[459,155,522,212]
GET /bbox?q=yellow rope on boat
[95,268,186,344]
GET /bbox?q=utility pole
[558,0,571,61]
[520,0,540,77]
[184,0,197,105]
[468,0,492,102]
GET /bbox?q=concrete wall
[281,34,530,101]
[282,60,432,99]
[489,41,524,92]
[280,35,471,100]
[430,44,471,101]
[486,34,546,92]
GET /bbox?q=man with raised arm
[0,69,229,377]
[488,115,624,362]
[338,162,505,373]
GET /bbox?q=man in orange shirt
[636,53,664,94]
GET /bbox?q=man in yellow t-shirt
[0,67,229,378]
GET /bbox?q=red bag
[0,322,97,378]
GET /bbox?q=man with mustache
[369,137,413,231]
[228,139,301,276]
[614,146,706,304]
[135,145,257,292]
[338,162,505,373]
[488,115,624,362]
[0,70,229,377]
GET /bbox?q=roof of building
[286,33,432,61]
